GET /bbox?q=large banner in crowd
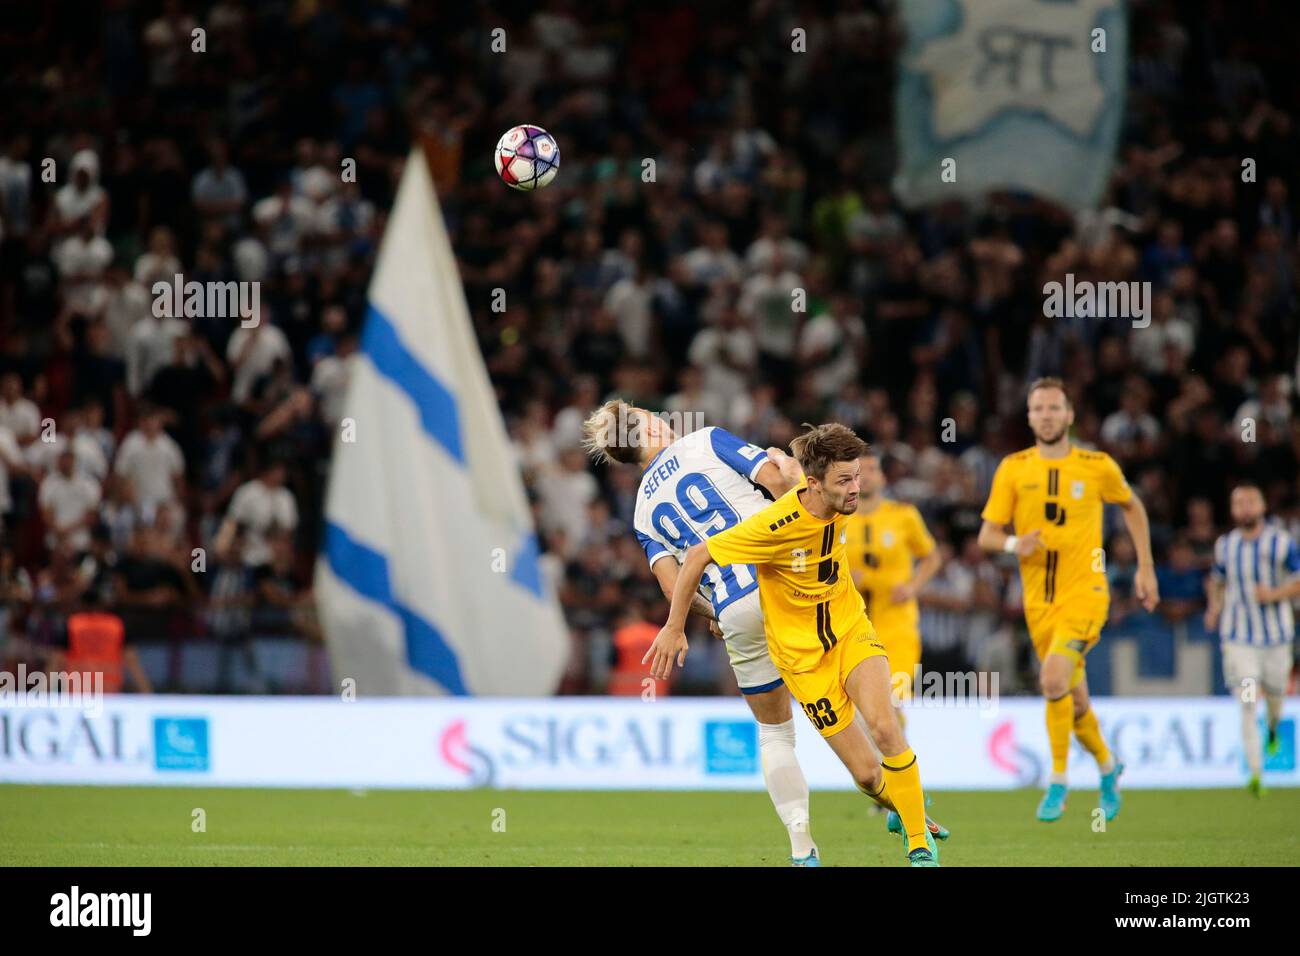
[3,695,1294,790]
[314,150,567,696]
[894,0,1127,210]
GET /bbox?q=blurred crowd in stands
[0,1,1296,694]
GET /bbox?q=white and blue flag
[315,150,567,696]
[1212,524,1300,647]
[894,0,1127,211]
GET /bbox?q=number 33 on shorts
[802,697,839,730]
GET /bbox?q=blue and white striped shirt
[1211,524,1300,646]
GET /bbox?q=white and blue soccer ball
[494,125,560,191]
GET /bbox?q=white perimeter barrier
[0,694,1294,790]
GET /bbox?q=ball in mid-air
[495,125,560,191]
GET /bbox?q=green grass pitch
[2,784,1296,866]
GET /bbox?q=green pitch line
[1,785,1296,866]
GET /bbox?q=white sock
[758,718,814,857]
[1242,702,1263,777]
[1098,756,1116,775]
[1048,772,1069,786]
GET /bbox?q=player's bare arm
[977,519,1043,558]
[892,547,943,603]
[1254,575,1300,604]
[651,555,723,638]
[1117,494,1159,611]
[645,541,713,679]
[1204,575,1223,631]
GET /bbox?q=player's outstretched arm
[651,555,723,637]
[977,519,1042,558]
[644,542,713,680]
[1118,494,1160,611]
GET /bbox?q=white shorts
[717,588,783,695]
[1223,641,1294,698]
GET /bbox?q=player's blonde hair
[789,422,869,481]
[1027,376,1071,407]
[581,398,642,465]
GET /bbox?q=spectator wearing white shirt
[227,319,292,404]
[1099,376,1161,465]
[39,450,102,553]
[215,461,299,568]
[682,221,742,289]
[0,373,41,446]
[133,226,183,288]
[24,411,110,483]
[310,333,356,428]
[0,423,26,528]
[126,310,188,397]
[99,262,153,359]
[53,149,109,238]
[687,305,757,411]
[252,179,316,263]
[798,294,867,399]
[115,408,186,515]
[191,139,248,232]
[738,247,803,390]
[54,216,113,316]
[745,213,809,276]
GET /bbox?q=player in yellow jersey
[977,378,1159,823]
[844,451,942,709]
[647,423,941,866]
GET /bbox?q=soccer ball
[494,125,560,191]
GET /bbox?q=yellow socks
[880,747,927,848]
[1073,706,1114,771]
[1046,694,1074,777]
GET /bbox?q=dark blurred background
[0,0,1297,697]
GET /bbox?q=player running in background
[978,378,1159,823]
[583,400,819,865]
[1204,482,1299,796]
[648,423,941,866]
[844,450,942,713]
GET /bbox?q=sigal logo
[987,719,1042,786]
[438,719,495,787]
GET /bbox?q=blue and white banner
[894,0,1127,211]
[314,150,567,696]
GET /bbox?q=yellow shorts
[781,619,888,738]
[1025,600,1108,690]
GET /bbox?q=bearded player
[1204,482,1299,796]
[648,423,942,866]
[978,378,1159,822]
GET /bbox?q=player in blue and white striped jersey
[582,399,826,864]
[1204,483,1299,795]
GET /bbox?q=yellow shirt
[980,445,1132,610]
[843,500,935,632]
[706,479,870,674]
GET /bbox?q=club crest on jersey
[840,529,846,545]
[1071,480,1085,500]
[882,531,894,547]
